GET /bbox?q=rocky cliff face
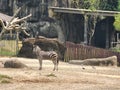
[0,0,116,48]
[0,0,65,43]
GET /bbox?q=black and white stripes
[33,45,59,71]
[49,52,58,59]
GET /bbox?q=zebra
[32,45,59,71]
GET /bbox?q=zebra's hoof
[39,68,42,70]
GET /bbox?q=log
[69,56,118,66]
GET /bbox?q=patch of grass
[0,48,15,56]
[46,73,57,77]
[0,74,12,84]
[1,80,11,84]
[0,74,12,80]
[0,40,17,56]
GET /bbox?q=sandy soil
[0,57,120,90]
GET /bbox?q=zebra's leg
[52,60,56,71]
[52,59,58,71]
[38,58,42,70]
[56,59,59,71]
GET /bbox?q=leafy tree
[71,0,119,45]
[78,0,100,45]
[114,14,120,31]
[77,0,100,10]
[99,0,118,11]
[113,0,120,31]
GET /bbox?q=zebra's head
[32,45,41,55]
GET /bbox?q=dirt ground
[0,57,120,90]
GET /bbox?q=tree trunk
[88,15,97,45]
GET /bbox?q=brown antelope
[32,45,59,71]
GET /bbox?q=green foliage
[118,0,120,11]
[111,47,120,52]
[114,14,120,31]
[99,0,118,11]
[72,0,118,11]
[85,0,100,10]
[78,0,100,10]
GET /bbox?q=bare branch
[11,14,32,24]
[7,7,22,28]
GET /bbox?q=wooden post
[84,14,88,45]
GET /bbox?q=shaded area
[94,17,115,48]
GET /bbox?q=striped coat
[33,45,59,71]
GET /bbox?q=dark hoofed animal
[33,45,59,71]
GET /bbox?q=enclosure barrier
[0,34,22,56]
[64,41,120,63]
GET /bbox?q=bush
[111,47,120,52]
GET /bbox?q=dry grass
[0,57,120,90]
